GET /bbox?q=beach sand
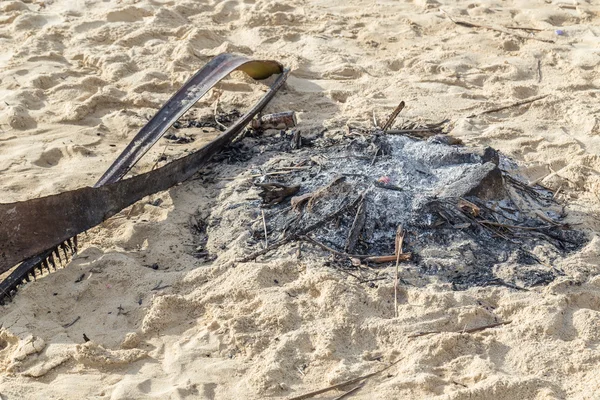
[2,0,600,398]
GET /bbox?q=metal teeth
[73,235,79,253]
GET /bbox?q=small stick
[213,93,227,131]
[370,146,381,166]
[261,210,268,249]
[62,316,81,328]
[151,280,171,291]
[408,321,511,338]
[359,276,388,284]
[381,101,406,131]
[302,235,369,260]
[467,94,548,118]
[552,185,563,200]
[464,320,512,334]
[345,194,366,253]
[220,171,296,180]
[506,26,544,32]
[385,128,440,135]
[287,358,402,400]
[394,226,404,318]
[478,220,555,231]
[274,166,311,171]
[151,143,169,171]
[332,382,366,400]
[364,253,412,263]
[537,59,542,83]
[442,10,555,43]
[372,110,379,129]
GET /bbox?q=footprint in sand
[33,147,63,168]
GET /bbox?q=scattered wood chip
[257,182,301,206]
[290,176,346,212]
[458,198,480,217]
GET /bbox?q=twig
[302,235,369,260]
[151,143,169,171]
[151,280,171,291]
[219,170,298,180]
[364,253,412,263]
[345,194,366,252]
[332,382,366,400]
[62,316,81,328]
[537,59,542,83]
[261,210,268,249]
[506,26,544,32]
[385,128,440,135]
[478,220,555,231]
[442,10,555,43]
[374,181,404,192]
[359,276,388,284]
[238,238,292,263]
[370,146,381,166]
[552,185,562,200]
[287,358,402,400]
[213,93,227,131]
[394,226,404,318]
[464,320,512,334]
[467,94,549,118]
[408,321,511,338]
[372,110,379,129]
[381,101,406,131]
[275,166,312,171]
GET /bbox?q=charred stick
[381,101,405,131]
[345,194,366,253]
[364,253,412,263]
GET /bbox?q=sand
[2,0,600,398]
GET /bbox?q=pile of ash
[191,122,586,290]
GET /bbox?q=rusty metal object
[251,111,297,130]
[0,54,288,302]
